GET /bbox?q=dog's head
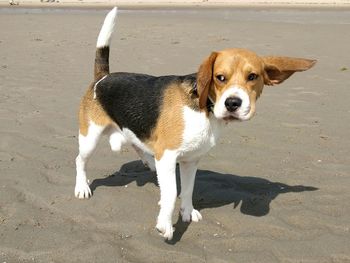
[197,48,316,121]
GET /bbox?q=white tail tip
[96,7,118,48]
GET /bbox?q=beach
[0,6,350,263]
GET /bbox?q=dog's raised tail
[94,7,118,82]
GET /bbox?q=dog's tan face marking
[197,48,316,121]
[212,49,265,96]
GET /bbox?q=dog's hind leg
[179,160,202,223]
[75,121,105,199]
[108,127,126,152]
[132,145,156,172]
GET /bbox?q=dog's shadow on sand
[90,160,318,244]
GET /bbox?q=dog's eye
[216,74,226,82]
[247,73,258,81]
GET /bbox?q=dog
[75,7,316,240]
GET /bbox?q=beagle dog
[75,7,316,240]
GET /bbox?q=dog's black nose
[225,97,242,112]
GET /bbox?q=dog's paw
[74,181,92,199]
[181,208,202,223]
[156,218,174,240]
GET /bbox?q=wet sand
[0,7,350,263]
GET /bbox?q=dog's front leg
[179,160,202,222]
[155,150,178,240]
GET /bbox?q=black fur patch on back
[95,72,196,141]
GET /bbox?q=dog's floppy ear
[263,56,316,85]
[197,52,218,109]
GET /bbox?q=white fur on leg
[179,160,202,222]
[109,128,126,152]
[132,145,156,172]
[155,150,178,240]
[75,122,105,199]
[75,155,92,199]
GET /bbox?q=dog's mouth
[222,110,253,122]
[223,105,253,122]
[223,115,240,122]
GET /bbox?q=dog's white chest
[179,106,221,161]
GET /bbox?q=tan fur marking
[263,56,316,85]
[79,84,115,136]
[147,83,192,160]
[197,52,217,110]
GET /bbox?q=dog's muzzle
[214,86,252,121]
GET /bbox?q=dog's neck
[191,81,215,113]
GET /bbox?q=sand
[0,6,350,263]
